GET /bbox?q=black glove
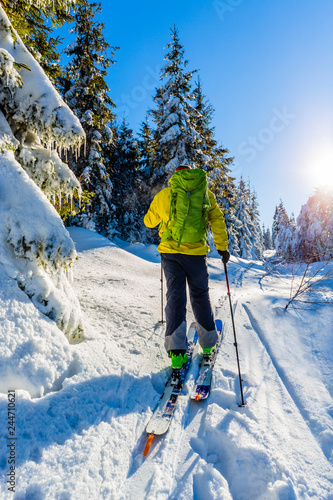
[218,250,230,264]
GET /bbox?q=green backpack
[162,168,210,247]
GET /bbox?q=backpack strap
[160,190,176,247]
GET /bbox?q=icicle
[84,138,87,157]
[70,194,73,213]
[75,146,78,162]
[65,147,67,162]
[79,192,81,209]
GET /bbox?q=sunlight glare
[308,145,333,188]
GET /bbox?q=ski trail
[242,302,333,462]
[206,259,333,499]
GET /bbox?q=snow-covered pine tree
[192,77,217,170]
[61,0,118,234]
[249,190,263,260]
[106,119,141,241]
[2,0,76,83]
[150,26,199,193]
[136,117,160,244]
[234,178,253,259]
[192,77,240,255]
[138,117,157,183]
[272,201,296,260]
[262,224,273,250]
[296,188,333,261]
[0,4,85,341]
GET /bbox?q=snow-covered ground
[0,227,332,499]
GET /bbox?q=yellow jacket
[144,186,228,255]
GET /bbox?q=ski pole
[224,262,246,407]
[159,262,165,324]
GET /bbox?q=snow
[0,263,74,399]
[0,227,332,498]
[0,151,83,340]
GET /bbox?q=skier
[144,165,230,369]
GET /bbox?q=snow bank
[0,151,83,341]
[0,263,74,398]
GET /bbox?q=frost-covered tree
[272,201,296,260]
[296,188,333,261]
[0,6,85,341]
[149,26,199,192]
[138,117,157,182]
[262,225,273,250]
[192,77,217,170]
[208,166,240,257]
[61,0,118,233]
[234,178,253,259]
[191,78,240,255]
[107,119,141,240]
[136,117,160,244]
[250,190,263,259]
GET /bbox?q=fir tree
[107,119,141,240]
[249,190,263,259]
[61,0,118,234]
[191,78,239,255]
[136,117,160,244]
[272,200,296,260]
[138,116,157,181]
[262,224,273,250]
[150,26,199,192]
[296,188,333,261]
[234,178,253,259]
[2,0,78,83]
[192,77,216,170]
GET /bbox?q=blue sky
[62,0,333,228]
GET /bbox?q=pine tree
[296,188,333,261]
[61,0,118,234]
[107,119,141,240]
[138,117,157,181]
[272,200,296,260]
[192,77,216,170]
[136,117,160,244]
[249,190,263,259]
[0,5,85,341]
[262,224,273,250]
[234,178,254,259]
[150,26,199,192]
[191,78,240,255]
[2,0,78,83]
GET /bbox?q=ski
[143,322,198,457]
[190,319,223,401]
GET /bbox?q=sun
[307,144,333,189]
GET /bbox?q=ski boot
[169,350,188,370]
[202,345,216,356]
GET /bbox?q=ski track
[127,257,333,500]
[242,301,332,462]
